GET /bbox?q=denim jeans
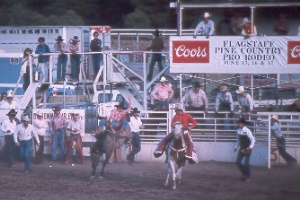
[236,150,251,179]
[5,135,15,167]
[70,54,81,80]
[92,54,102,77]
[52,129,65,161]
[127,132,141,162]
[156,101,169,110]
[276,137,297,164]
[112,120,128,130]
[57,55,68,81]
[147,53,163,81]
[19,139,32,172]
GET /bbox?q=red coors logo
[288,41,300,64]
[172,41,209,63]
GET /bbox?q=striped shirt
[151,85,174,101]
[182,89,208,109]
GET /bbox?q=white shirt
[0,101,20,109]
[67,120,83,135]
[236,126,255,149]
[238,93,254,111]
[14,124,40,143]
[33,118,48,136]
[129,116,143,133]
[1,119,17,136]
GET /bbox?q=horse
[90,125,131,179]
[164,123,188,190]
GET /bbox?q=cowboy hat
[93,31,99,36]
[7,92,13,98]
[21,115,30,122]
[55,36,64,41]
[241,18,251,25]
[204,12,211,18]
[160,76,168,82]
[132,108,140,113]
[174,103,184,111]
[36,110,43,117]
[220,85,228,92]
[6,109,17,117]
[271,115,279,121]
[71,36,80,42]
[52,106,62,111]
[238,118,247,124]
[236,86,246,94]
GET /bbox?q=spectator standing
[231,10,243,35]
[0,92,7,106]
[21,48,34,92]
[241,18,257,38]
[236,86,254,113]
[1,109,18,167]
[193,12,215,39]
[35,37,50,82]
[0,91,20,109]
[69,36,81,82]
[14,115,40,174]
[216,11,233,36]
[273,13,289,36]
[215,85,234,113]
[50,106,67,161]
[151,76,174,110]
[234,118,255,182]
[127,108,143,165]
[181,82,208,113]
[33,110,48,164]
[90,31,102,79]
[54,36,69,82]
[145,29,165,82]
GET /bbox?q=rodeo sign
[170,36,300,74]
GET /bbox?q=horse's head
[174,122,183,139]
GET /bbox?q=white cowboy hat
[271,115,279,120]
[241,18,251,25]
[21,115,30,122]
[175,103,184,111]
[220,85,228,92]
[36,110,43,117]
[204,12,211,18]
[160,76,168,82]
[236,86,246,94]
[7,92,13,98]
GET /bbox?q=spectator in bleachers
[69,36,81,82]
[54,36,69,82]
[271,115,297,166]
[0,91,20,110]
[231,10,243,35]
[35,37,50,82]
[181,82,208,113]
[215,85,234,113]
[21,48,35,92]
[236,86,254,113]
[151,76,174,110]
[273,13,289,36]
[90,31,102,79]
[193,12,215,39]
[241,18,257,38]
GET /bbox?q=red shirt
[171,112,197,130]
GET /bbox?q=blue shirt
[35,44,50,63]
[194,20,215,36]
[271,122,283,138]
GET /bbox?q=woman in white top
[33,110,48,164]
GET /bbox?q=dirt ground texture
[0,158,300,200]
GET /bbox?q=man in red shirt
[153,104,198,163]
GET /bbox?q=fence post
[268,115,271,169]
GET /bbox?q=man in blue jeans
[54,36,69,82]
[50,106,67,161]
[90,31,102,79]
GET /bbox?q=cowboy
[215,85,234,113]
[14,115,40,174]
[234,118,255,182]
[271,115,297,166]
[69,36,81,82]
[1,109,18,167]
[181,82,208,113]
[35,37,50,82]
[145,29,165,82]
[236,86,254,113]
[193,12,215,39]
[153,103,198,164]
[241,18,257,38]
[50,106,67,161]
[151,76,174,110]
[127,108,143,165]
[54,36,69,82]
[90,31,102,79]
[0,91,20,109]
[33,110,48,164]
[65,113,84,164]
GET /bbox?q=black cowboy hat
[132,108,140,113]
[52,106,62,111]
[55,36,64,41]
[71,36,80,42]
[7,109,18,117]
[93,31,99,36]
[238,118,247,124]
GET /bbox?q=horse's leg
[99,151,112,179]
[176,165,184,186]
[169,158,177,190]
[164,154,171,187]
[90,153,101,179]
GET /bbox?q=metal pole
[177,0,182,36]
[268,115,271,169]
[251,74,254,99]
[250,6,255,34]
[143,52,147,110]
[180,74,183,100]
[118,33,121,51]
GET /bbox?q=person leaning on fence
[145,29,165,82]
[21,48,35,92]
[33,110,48,164]
[181,82,208,113]
[153,103,198,164]
[35,37,50,82]
[69,36,81,82]
[193,12,215,39]
[127,108,143,166]
[215,85,234,113]
[271,115,297,166]
[1,109,18,168]
[54,36,69,82]
[234,118,255,182]
[14,115,40,174]
[241,18,257,39]
[90,31,102,79]
[236,86,254,113]
[150,76,174,110]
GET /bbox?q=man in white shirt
[193,12,215,39]
[127,108,143,165]
[1,109,18,167]
[14,115,40,174]
[236,86,254,113]
[33,110,48,164]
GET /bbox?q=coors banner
[170,36,300,74]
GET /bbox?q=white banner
[170,36,300,74]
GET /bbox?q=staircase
[19,82,40,109]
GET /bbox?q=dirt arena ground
[0,158,300,200]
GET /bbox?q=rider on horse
[154,103,199,163]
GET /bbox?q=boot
[153,132,174,158]
[183,133,198,164]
